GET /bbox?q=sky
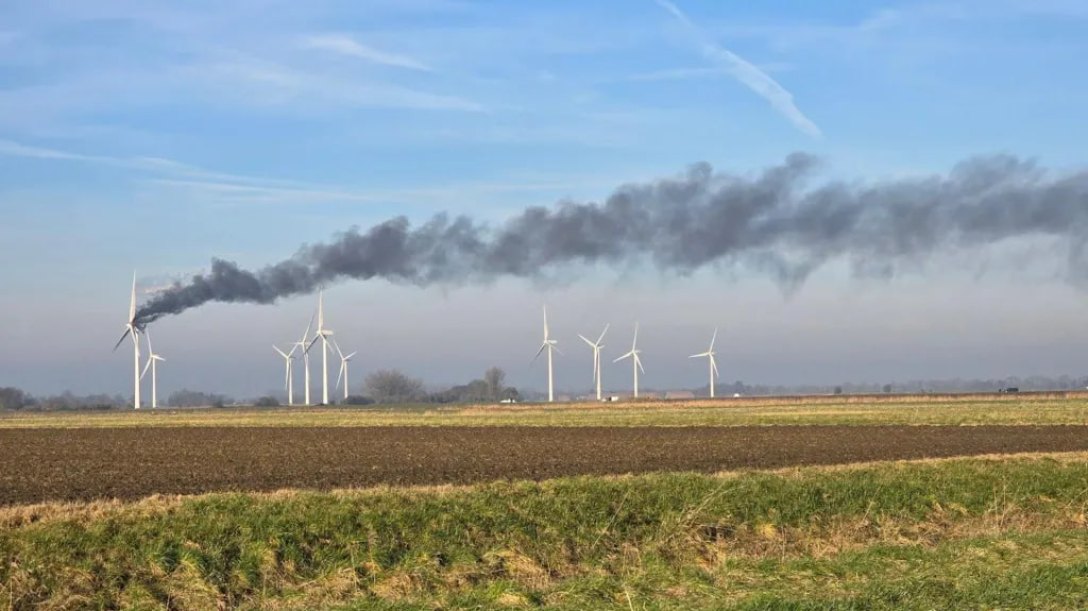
[1,0,1087,399]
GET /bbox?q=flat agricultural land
[5,454,1088,610]
[5,424,1088,505]
[3,391,1088,428]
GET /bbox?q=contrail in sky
[652,0,822,137]
[132,152,1088,326]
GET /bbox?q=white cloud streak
[653,0,822,138]
[299,33,433,71]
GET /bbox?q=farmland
[5,424,1088,505]
[3,393,1088,609]
[3,390,1088,429]
[3,454,1088,610]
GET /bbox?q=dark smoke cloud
[133,152,1088,326]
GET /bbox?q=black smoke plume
[133,152,1088,326]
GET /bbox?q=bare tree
[364,369,426,404]
[484,367,506,400]
[0,387,31,410]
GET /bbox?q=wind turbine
[614,322,645,398]
[333,339,357,401]
[307,290,334,405]
[273,344,296,405]
[295,311,315,405]
[578,324,609,401]
[690,327,720,398]
[531,305,560,402]
[112,271,142,409]
[140,329,166,408]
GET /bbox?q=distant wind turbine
[307,290,334,405]
[333,339,357,401]
[273,344,296,405]
[614,322,645,398]
[112,271,143,409]
[531,305,561,402]
[578,324,609,401]
[296,311,315,405]
[689,327,720,398]
[140,328,165,409]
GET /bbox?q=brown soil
[3,425,1088,505]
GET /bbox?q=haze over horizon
[2,0,1087,399]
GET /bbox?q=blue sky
[2,0,1087,398]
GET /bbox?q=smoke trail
[132,152,1088,326]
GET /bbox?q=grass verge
[2,453,1087,609]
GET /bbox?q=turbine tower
[112,271,142,409]
[140,329,166,408]
[614,323,645,398]
[689,327,720,398]
[578,324,609,401]
[531,305,560,402]
[307,290,334,405]
[333,339,357,401]
[296,311,315,405]
[274,344,296,405]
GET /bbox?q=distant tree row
[716,375,1088,397]
[334,366,519,406]
[0,388,127,411]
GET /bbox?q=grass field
[3,391,1088,428]
[3,453,1088,610]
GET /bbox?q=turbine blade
[542,304,549,340]
[129,271,137,322]
[552,344,563,356]
[635,354,645,374]
[596,323,610,345]
[578,334,595,347]
[614,351,633,363]
[709,326,718,350]
[690,351,710,358]
[632,322,639,350]
[530,342,547,366]
[345,352,357,360]
[336,361,345,389]
[140,357,151,380]
[332,338,344,359]
[112,328,132,352]
[711,356,720,378]
[274,346,288,358]
[300,310,316,344]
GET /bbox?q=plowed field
[4,425,1088,505]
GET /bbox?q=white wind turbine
[112,271,142,409]
[307,290,334,405]
[578,324,609,401]
[333,339,357,401]
[273,344,297,405]
[614,322,645,398]
[140,329,166,409]
[296,311,316,405]
[690,327,720,398]
[531,305,560,402]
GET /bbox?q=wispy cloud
[619,62,793,82]
[299,33,433,72]
[652,0,822,138]
[0,138,612,209]
[195,58,484,112]
[0,138,304,187]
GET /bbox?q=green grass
[3,453,1088,610]
[3,393,1088,428]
